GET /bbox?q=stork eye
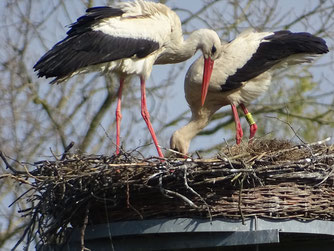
[211,45,217,55]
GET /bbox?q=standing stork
[170,29,328,154]
[33,0,221,158]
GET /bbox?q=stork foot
[236,127,243,145]
[249,123,258,140]
[231,104,243,145]
[240,103,257,143]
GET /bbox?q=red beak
[201,57,214,106]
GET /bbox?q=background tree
[0,0,333,249]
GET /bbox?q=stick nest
[2,139,334,248]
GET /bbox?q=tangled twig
[0,139,333,250]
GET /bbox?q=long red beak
[201,57,214,106]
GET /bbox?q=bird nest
[1,139,334,249]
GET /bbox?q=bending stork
[34,0,221,158]
[170,29,328,154]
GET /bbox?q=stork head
[197,29,221,106]
[170,130,190,157]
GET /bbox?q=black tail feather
[225,30,329,85]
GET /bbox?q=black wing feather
[34,6,160,81]
[222,30,328,92]
[67,6,124,36]
[34,31,159,79]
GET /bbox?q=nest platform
[1,139,334,249]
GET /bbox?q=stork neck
[183,113,211,140]
[171,108,212,154]
[156,30,206,64]
[176,30,206,62]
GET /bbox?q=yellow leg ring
[245,112,256,125]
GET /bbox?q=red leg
[140,76,164,158]
[231,104,243,144]
[240,103,257,140]
[115,78,124,155]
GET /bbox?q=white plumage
[34,0,222,158]
[171,29,328,154]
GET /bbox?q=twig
[102,192,115,251]
[126,173,130,208]
[80,202,91,251]
[161,187,198,209]
[238,174,246,225]
[195,151,202,159]
[0,152,25,174]
[9,187,35,208]
[217,152,235,169]
[266,115,306,144]
[164,147,191,159]
[314,165,334,187]
[224,138,233,156]
[12,202,40,251]
[0,174,32,185]
[127,204,143,220]
[49,147,60,161]
[61,141,75,161]
[307,137,331,146]
[182,165,212,220]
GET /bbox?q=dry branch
[1,139,333,249]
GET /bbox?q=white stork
[170,29,328,154]
[33,0,221,158]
